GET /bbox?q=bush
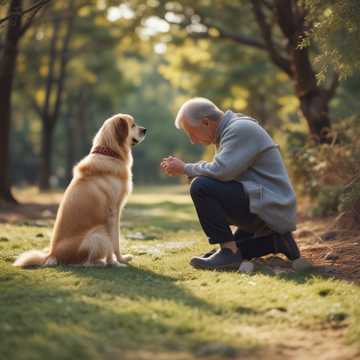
[287,117,360,225]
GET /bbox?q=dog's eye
[131,124,136,129]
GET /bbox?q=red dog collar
[91,146,120,159]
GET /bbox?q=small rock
[321,231,337,241]
[0,237,9,242]
[238,261,254,274]
[324,251,339,261]
[41,210,53,218]
[127,232,146,240]
[266,309,287,317]
[292,257,313,271]
[327,312,348,323]
[36,233,44,238]
[126,232,156,240]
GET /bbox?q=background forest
[1,0,360,219]
[2,2,360,359]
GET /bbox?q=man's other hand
[160,156,186,176]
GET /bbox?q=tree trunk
[0,0,22,203]
[298,89,331,142]
[248,0,336,142]
[287,42,332,141]
[65,110,75,185]
[274,0,333,143]
[39,2,75,190]
[39,120,53,190]
[75,91,89,157]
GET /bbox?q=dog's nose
[141,128,147,134]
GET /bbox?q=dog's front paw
[108,260,127,268]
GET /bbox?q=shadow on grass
[0,266,261,360]
[124,201,199,231]
[236,255,357,285]
[57,265,212,310]
[0,202,58,224]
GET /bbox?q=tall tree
[0,0,50,203]
[28,1,75,190]
[132,0,340,142]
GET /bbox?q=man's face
[180,116,218,145]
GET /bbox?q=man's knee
[189,176,214,198]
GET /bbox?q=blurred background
[1,0,360,220]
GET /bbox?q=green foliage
[304,0,360,79]
[6,0,360,191]
[288,117,360,216]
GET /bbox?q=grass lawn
[0,186,360,359]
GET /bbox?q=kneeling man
[161,97,301,270]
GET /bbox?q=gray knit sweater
[184,110,297,234]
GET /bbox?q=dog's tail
[13,250,56,268]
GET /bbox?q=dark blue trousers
[190,176,276,257]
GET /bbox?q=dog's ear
[114,117,129,144]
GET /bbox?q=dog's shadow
[4,267,262,359]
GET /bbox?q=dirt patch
[266,327,359,360]
[0,201,58,224]
[294,217,360,284]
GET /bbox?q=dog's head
[112,114,146,147]
[94,114,146,152]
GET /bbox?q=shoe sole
[190,261,242,271]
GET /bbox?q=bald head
[175,97,223,129]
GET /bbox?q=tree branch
[274,0,297,42]
[51,1,75,124]
[19,0,51,37]
[251,0,292,75]
[0,0,51,26]
[199,18,266,50]
[165,14,266,51]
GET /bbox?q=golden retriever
[14,114,146,268]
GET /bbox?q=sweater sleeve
[184,120,275,181]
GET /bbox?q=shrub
[287,117,360,228]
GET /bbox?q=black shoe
[200,248,217,258]
[274,232,300,260]
[190,248,243,270]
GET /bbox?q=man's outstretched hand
[160,156,186,176]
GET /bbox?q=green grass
[1,186,360,359]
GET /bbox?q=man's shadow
[56,264,215,311]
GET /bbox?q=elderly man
[160,97,301,270]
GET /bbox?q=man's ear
[114,117,129,144]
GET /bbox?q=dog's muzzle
[132,127,146,146]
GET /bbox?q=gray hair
[175,97,223,129]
